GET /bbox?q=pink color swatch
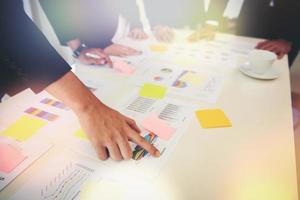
[113,60,135,75]
[0,142,27,173]
[142,114,176,140]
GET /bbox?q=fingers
[90,49,113,67]
[277,51,285,59]
[125,117,141,133]
[106,142,123,161]
[256,41,268,49]
[81,48,112,67]
[116,136,133,160]
[154,26,174,43]
[105,44,142,57]
[188,29,215,42]
[129,29,148,40]
[119,45,141,55]
[159,30,174,43]
[128,129,160,158]
[92,141,109,161]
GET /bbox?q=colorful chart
[132,133,158,160]
[25,107,59,122]
[40,98,68,110]
[172,70,206,88]
[172,80,187,88]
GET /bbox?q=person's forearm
[45,71,101,114]
[67,39,82,51]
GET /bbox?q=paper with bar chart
[131,62,225,103]
[9,151,109,200]
[64,90,194,178]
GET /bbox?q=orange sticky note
[142,115,176,140]
[195,109,232,128]
[113,60,135,75]
[0,142,27,173]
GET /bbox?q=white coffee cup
[246,50,277,74]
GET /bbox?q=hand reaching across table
[104,44,142,57]
[256,39,292,59]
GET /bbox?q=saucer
[239,63,280,80]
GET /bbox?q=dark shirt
[208,0,300,65]
[39,0,142,48]
[0,0,71,98]
[143,0,206,29]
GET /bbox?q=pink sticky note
[0,142,27,173]
[113,60,135,75]
[142,115,176,140]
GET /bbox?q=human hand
[188,26,216,42]
[77,101,161,161]
[256,39,292,59]
[129,28,148,40]
[104,44,142,57]
[153,25,175,43]
[79,48,112,67]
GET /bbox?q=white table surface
[0,33,297,200]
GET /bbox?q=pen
[85,53,107,65]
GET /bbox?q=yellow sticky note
[74,129,88,140]
[149,44,168,52]
[1,116,47,141]
[195,109,232,128]
[179,72,206,86]
[139,83,167,99]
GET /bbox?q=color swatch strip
[40,98,68,110]
[25,107,59,122]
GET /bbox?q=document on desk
[0,91,81,191]
[0,138,52,191]
[61,90,194,179]
[8,150,110,200]
[130,62,225,103]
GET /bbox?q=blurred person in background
[190,0,300,66]
[40,0,148,65]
